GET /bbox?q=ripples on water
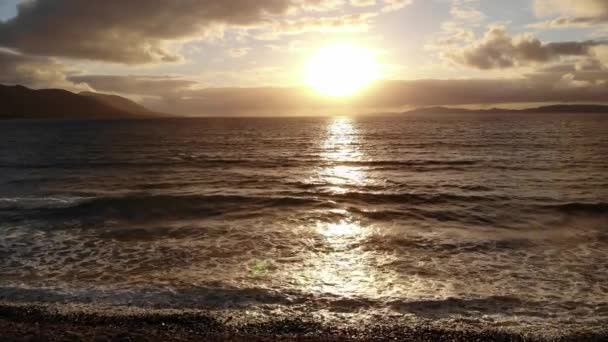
[0,114,607,334]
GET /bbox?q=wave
[328,191,503,205]
[2,158,571,174]
[337,159,479,167]
[541,202,608,215]
[0,196,88,210]
[7,192,607,229]
[346,206,500,226]
[0,158,481,170]
[362,235,534,253]
[3,191,506,226]
[341,198,608,225]
[2,283,602,325]
[0,284,566,314]
[0,159,296,170]
[31,194,333,223]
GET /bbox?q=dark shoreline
[0,305,605,341]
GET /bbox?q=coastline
[0,304,605,341]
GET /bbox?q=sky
[0,0,607,115]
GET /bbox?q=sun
[304,44,380,97]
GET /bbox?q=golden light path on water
[299,117,390,298]
[294,117,456,301]
[319,117,366,193]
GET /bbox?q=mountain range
[0,84,161,119]
[2,84,608,119]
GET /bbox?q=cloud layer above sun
[0,0,607,115]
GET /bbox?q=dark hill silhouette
[0,84,162,119]
[405,105,608,115]
[79,91,158,116]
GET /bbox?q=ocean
[1,113,607,337]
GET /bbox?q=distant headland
[0,84,163,120]
[404,105,608,115]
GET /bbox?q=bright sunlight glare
[305,44,380,97]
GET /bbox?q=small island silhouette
[404,105,608,115]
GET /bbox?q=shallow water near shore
[1,113,607,336]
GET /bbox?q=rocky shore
[0,304,605,341]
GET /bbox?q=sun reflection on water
[322,220,361,237]
[317,117,366,192]
[322,117,362,161]
[298,117,383,297]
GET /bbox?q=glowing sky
[0,0,607,115]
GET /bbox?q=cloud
[450,0,485,23]
[227,47,252,58]
[141,87,328,116]
[254,12,376,40]
[534,0,608,19]
[76,71,608,116]
[442,26,605,69]
[351,0,376,7]
[144,78,608,115]
[427,1,484,51]
[532,0,608,28]
[526,56,608,87]
[0,48,88,91]
[593,44,608,64]
[0,0,344,64]
[67,75,197,96]
[382,0,413,12]
[359,72,608,108]
[299,0,345,12]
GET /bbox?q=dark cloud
[0,0,339,64]
[443,26,604,69]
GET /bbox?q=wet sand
[0,305,605,341]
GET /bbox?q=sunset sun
[305,44,380,97]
